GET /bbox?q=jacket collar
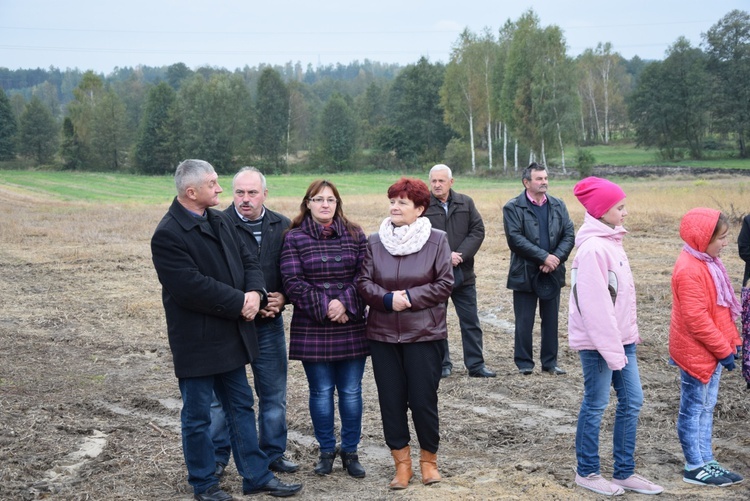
[430,189,457,206]
[225,203,283,229]
[169,197,217,231]
[301,214,345,239]
[516,190,559,209]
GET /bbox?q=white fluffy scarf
[378,216,432,256]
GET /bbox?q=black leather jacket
[502,191,575,292]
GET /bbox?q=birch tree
[441,29,482,172]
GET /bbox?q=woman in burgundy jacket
[356,177,453,490]
[280,179,368,479]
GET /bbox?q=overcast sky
[0,1,746,74]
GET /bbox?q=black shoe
[340,450,366,478]
[441,367,452,378]
[269,455,300,473]
[542,366,567,375]
[243,476,303,497]
[313,450,337,476]
[195,484,233,501]
[214,462,227,479]
[469,366,497,378]
[518,367,533,375]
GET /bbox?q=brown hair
[288,179,362,237]
[710,213,729,242]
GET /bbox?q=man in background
[425,164,496,378]
[502,163,575,376]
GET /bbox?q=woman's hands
[327,299,350,324]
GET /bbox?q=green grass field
[0,170,521,205]
[2,142,750,205]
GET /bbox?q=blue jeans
[677,363,722,470]
[302,357,366,453]
[442,283,486,373]
[179,366,272,495]
[211,316,289,465]
[576,343,643,479]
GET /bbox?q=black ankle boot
[314,450,337,475]
[340,450,366,478]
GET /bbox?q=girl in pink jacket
[669,208,743,487]
[568,177,663,496]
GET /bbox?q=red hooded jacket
[669,208,741,383]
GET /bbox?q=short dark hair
[387,177,431,213]
[522,162,547,183]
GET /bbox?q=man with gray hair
[503,162,575,376]
[425,164,496,378]
[151,159,302,500]
[210,166,298,478]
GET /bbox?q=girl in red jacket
[669,208,744,487]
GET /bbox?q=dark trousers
[442,283,485,372]
[368,339,444,453]
[512,290,560,370]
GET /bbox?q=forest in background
[0,8,748,176]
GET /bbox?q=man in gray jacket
[503,163,575,376]
[425,164,496,378]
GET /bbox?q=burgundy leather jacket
[356,227,453,343]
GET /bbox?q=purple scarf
[683,244,741,320]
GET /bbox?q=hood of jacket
[679,208,720,253]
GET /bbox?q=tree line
[0,9,747,175]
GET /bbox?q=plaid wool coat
[281,215,369,362]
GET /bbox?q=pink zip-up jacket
[568,212,641,370]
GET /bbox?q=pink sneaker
[612,473,664,495]
[575,473,625,496]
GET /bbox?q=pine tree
[17,96,59,164]
[0,88,18,160]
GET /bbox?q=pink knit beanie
[573,177,626,219]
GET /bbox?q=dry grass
[1,176,749,500]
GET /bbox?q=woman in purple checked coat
[280,179,369,480]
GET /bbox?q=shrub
[576,148,596,178]
[443,138,471,174]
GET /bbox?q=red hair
[387,177,431,213]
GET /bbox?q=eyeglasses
[309,197,338,205]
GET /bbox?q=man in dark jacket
[210,166,299,477]
[503,163,575,376]
[425,164,496,378]
[151,159,302,501]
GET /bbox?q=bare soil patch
[1,178,749,500]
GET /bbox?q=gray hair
[175,159,215,196]
[429,163,453,179]
[233,166,267,191]
[522,162,547,183]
